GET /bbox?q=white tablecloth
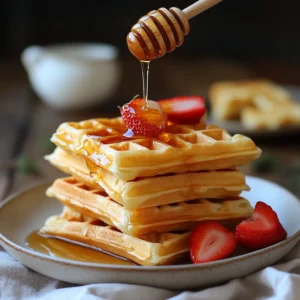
[1,243,300,300]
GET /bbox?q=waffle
[40,207,191,266]
[46,148,250,209]
[51,117,261,181]
[241,105,300,130]
[209,80,294,121]
[46,177,253,236]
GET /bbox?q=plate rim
[0,176,300,272]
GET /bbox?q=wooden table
[1,57,300,201]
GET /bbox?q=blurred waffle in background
[209,79,300,131]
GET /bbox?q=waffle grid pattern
[60,206,186,244]
[59,177,252,212]
[51,118,261,180]
[46,147,250,209]
[47,177,253,236]
[40,207,191,266]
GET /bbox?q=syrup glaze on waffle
[46,147,250,209]
[40,207,191,266]
[46,177,253,236]
[51,117,261,181]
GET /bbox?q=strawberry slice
[120,98,167,137]
[236,201,287,250]
[158,96,206,124]
[190,221,237,264]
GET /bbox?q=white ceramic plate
[207,85,300,137]
[0,176,299,289]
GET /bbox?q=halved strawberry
[236,201,287,250]
[120,98,167,137]
[190,221,237,264]
[158,96,206,124]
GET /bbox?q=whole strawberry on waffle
[39,96,286,266]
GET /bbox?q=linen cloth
[0,242,299,300]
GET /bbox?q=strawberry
[158,96,206,124]
[190,221,237,264]
[120,98,167,137]
[236,201,287,250]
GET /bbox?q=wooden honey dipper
[127,0,223,61]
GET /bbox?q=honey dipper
[127,0,223,61]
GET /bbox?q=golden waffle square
[40,207,191,266]
[209,80,294,121]
[50,117,261,181]
[46,148,250,210]
[46,177,253,236]
[241,106,300,130]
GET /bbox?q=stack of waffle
[40,117,261,266]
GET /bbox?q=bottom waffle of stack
[40,177,254,266]
[40,206,191,266]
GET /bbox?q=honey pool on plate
[25,231,135,266]
[26,230,248,266]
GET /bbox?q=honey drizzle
[25,231,135,265]
[141,61,150,107]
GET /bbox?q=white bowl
[21,43,121,110]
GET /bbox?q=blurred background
[2,0,300,98]
[1,0,300,62]
[2,0,300,101]
[0,0,300,199]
